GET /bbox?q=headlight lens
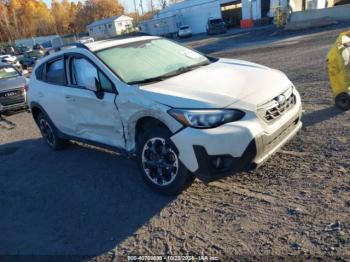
[168,109,245,128]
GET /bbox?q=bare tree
[158,0,167,9]
[133,0,139,22]
[139,0,144,15]
[147,0,154,14]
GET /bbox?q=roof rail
[44,42,89,56]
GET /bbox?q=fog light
[212,157,222,169]
[211,155,234,171]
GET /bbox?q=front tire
[137,127,195,195]
[335,92,350,111]
[37,113,67,150]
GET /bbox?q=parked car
[19,50,44,69]
[0,54,22,71]
[15,45,31,55]
[178,25,192,38]
[3,45,15,55]
[27,36,302,195]
[1,54,17,63]
[77,37,94,44]
[33,43,44,51]
[0,62,28,114]
[206,18,227,35]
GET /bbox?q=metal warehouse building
[152,0,271,34]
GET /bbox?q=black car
[206,18,227,35]
[19,50,44,69]
[0,62,28,114]
[15,45,30,55]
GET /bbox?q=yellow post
[273,6,288,28]
[327,30,350,110]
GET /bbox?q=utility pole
[133,0,139,23]
[150,0,154,14]
[139,0,144,15]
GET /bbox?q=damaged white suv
[28,36,302,195]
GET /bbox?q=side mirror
[85,77,104,99]
[85,76,99,92]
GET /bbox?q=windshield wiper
[128,76,168,85]
[128,61,210,85]
[171,61,210,75]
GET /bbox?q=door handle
[64,95,75,102]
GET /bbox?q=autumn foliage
[0,0,125,42]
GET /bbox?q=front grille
[258,87,296,123]
[0,88,25,106]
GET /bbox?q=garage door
[221,1,242,27]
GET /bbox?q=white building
[287,0,328,11]
[87,15,133,40]
[145,0,331,35]
[149,0,270,34]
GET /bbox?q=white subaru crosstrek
[28,36,302,195]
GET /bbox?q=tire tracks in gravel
[208,181,309,216]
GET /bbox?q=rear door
[37,57,76,135]
[63,54,125,149]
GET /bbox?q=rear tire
[37,113,67,150]
[335,92,350,111]
[137,126,195,195]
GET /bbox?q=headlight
[168,109,245,129]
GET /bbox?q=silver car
[178,25,192,38]
[0,62,28,113]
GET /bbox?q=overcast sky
[43,0,135,13]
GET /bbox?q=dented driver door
[64,55,125,149]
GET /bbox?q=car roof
[85,35,159,52]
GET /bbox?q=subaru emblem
[275,95,286,106]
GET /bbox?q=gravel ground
[0,24,350,260]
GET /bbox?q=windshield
[210,19,224,25]
[180,26,189,30]
[29,51,43,58]
[96,38,209,84]
[0,66,19,79]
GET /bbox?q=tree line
[0,0,184,43]
[0,0,125,43]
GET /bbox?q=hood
[139,58,293,110]
[0,76,27,92]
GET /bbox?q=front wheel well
[31,106,42,123]
[135,117,171,146]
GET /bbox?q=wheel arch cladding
[135,116,172,147]
[123,108,183,152]
[30,102,45,124]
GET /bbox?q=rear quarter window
[45,58,66,86]
[35,64,44,81]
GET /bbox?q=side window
[71,58,113,92]
[35,64,44,80]
[46,58,66,85]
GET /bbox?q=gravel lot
[1,24,350,260]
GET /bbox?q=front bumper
[179,32,192,38]
[171,97,302,182]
